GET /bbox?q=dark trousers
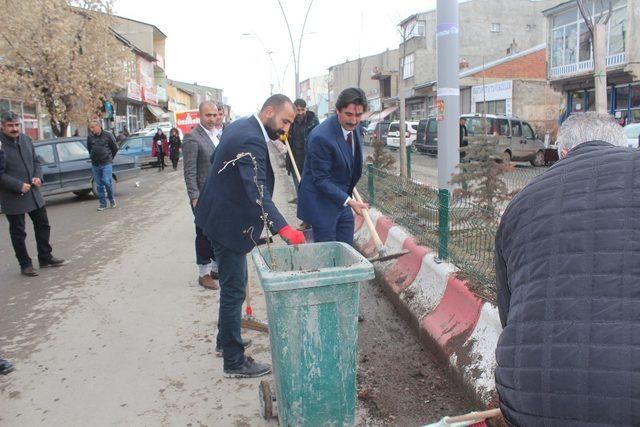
[170,156,179,170]
[6,206,53,268]
[157,152,165,170]
[212,239,248,370]
[191,204,215,267]
[312,206,355,246]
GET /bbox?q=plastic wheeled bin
[251,241,375,427]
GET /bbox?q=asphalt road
[1,150,475,426]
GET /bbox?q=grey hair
[198,101,217,115]
[556,112,626,154]
[89,119,102,128]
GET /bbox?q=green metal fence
[358,164,499,297]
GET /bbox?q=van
[386,121,419,149]
[415,114,546,166]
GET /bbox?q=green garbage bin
[251,241,375,427]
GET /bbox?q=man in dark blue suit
[297,88,369,245]
[195,94,305,378]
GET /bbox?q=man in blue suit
[195,94,305,378]
[297,88,369,245]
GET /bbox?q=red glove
[278,225,305,245]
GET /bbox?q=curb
[354,209,501,407]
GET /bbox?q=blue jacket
[297,115,363,229]
[194,115,287,254]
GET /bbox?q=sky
[113,0,437,116]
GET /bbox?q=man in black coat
[286,98,319,188]
[87,120,118,211]
[0,111,65,276]
[495,112,637,426]
[0,142,14,374]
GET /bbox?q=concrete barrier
[354,208,501,407]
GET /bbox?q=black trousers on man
[6,206,53,268]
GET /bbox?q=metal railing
[549,52,627,78]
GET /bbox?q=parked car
[32,137,140,198]
[131,121,183,139]
[415,114,546,166]
[386,121,419,149]
[623,122,640,148]
[364,121,391,145]
[118,135,156,167]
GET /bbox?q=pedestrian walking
[495,112,637,426]
[195,94,305,378]
[0,111,66,276]
[168,127,181,171]
[87,120,118,211]
[296,88,369,245]
[152,128,168,171]
[182,101,221,290]
[286,98,319,189]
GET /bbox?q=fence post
[407,146,412,179]
[438,189,449,260]
[367,163,375,206]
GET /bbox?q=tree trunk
[593,23,608,114]
[398,73,407,178]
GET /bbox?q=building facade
[300,75,330,119]
[544,0,639,124]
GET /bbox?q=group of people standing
[152,128,183,172]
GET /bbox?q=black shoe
[21,266,38,277]
[0,358,14,375]
[39,257,67,268]
[216,338,252,357]
[223,357,271,378]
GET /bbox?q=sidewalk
[0,146,299,425]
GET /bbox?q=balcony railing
[550,52,627,79]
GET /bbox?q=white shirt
[254,114,270,142]
[200,124,220,147]
[214,125,224,138]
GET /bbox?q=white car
[132,122,183,139]
[623,123,640,148]
[386,121,419,149]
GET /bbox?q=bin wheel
[259,380,277,419]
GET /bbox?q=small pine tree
[367,138,396,171]
[450,138,514,223]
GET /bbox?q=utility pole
[436,0,460,192]
[577,0,612,114]
[398,26,409,178]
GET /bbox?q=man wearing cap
[0,111,66,276]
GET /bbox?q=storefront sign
[471,80,512,103]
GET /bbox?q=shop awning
[146,104,169,120]
[367,106,397,122]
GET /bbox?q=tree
[450,136,514,224]
[0,0,129,137]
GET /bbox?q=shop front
[566,82,640,125]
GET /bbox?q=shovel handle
[445,408,502,424]
[283,137,302,182]
[352,188,384,250]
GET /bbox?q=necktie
[346,132,353,153]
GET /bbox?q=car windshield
[624,124,640,138]
[465,117,495,136]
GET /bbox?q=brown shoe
[210,270,219,280]
[199,275,219,290]
[21,266,38,277]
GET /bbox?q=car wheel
[531,150,545,167]
[501,151,512,165]
[73,189,92,198]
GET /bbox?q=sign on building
[174,110,200,136]
[471,80,512,115]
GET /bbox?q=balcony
[550,52,627,79]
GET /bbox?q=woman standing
[152,128,168,171]
[168,128,182,171]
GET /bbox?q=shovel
[423,408,502,427]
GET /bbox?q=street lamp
[242,32,279,95]
[275,0,314,99]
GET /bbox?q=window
[475,100,506,115]
[615,85,629,111]
[56,141,89,162]
[578,21,592,62]
[402,54,414,79]
[608,7,626,55]
[522,123,535,139]
[511,120,522,137]
[572,91,585,112]
[427,119,437,134]
[490,23,501,33]
[405,20,425,39]
[466,117,495,136]
[35,144,55,165]
[496,119,510,136]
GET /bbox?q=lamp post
[242,32,279,95]
[275,0,315,99]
